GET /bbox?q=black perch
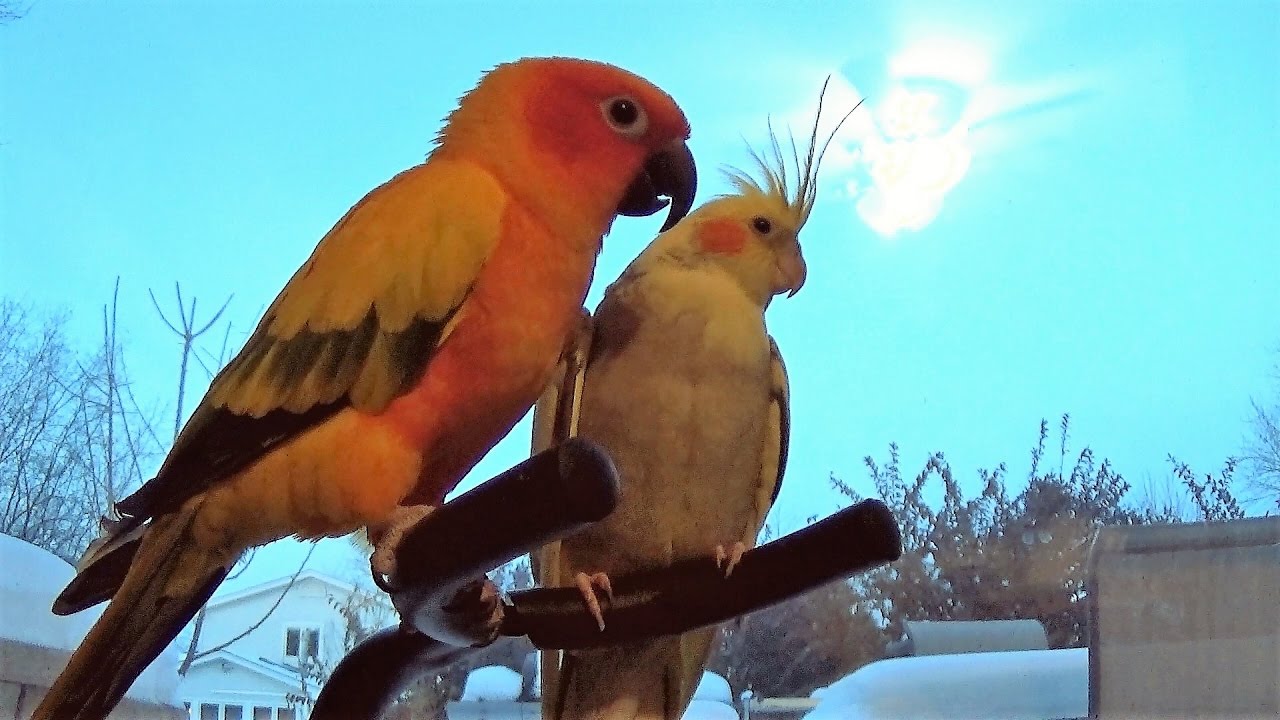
[387,437,621,644]
[506,497,901,649]
[312,439,902,719]
[313,437,621,718]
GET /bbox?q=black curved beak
[616,140,697,232]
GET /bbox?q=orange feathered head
[436,57,697,234]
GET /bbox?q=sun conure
[35,56,697,720]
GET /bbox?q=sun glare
[839,33,995,238]
[889,39,991,88]
[854,85,974,237]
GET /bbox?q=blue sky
[3,1,1278,587]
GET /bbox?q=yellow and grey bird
[532,84,857,720]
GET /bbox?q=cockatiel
[34,56,697,720]
[531,84,857,720]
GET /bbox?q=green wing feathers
[115,160,505,523]
[210,161,504,417]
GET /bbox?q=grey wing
[531,308,594,456]
[531,308,593,720]
[530,307,594,583]
[748,335,791,542]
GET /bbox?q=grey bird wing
[531,307,594,714]
[748,335,791,542]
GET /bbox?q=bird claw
[574,571,613,631]
[369,504,436,591]
[437,578,504,647]
[714,541,749,578]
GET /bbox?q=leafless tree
[0,290,157,561]
[1242,356,1280,510]
[76,280,161,520]
[0,0,29,25]
[0,300,95,558]
[149,282,233,442]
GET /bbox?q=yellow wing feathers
[208,160,506,417]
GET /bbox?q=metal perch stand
[312,437,902,719]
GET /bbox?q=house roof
[187,647,322,693]
[884,619,1049,658]
[206,569,367,608]
[0,534,182,706]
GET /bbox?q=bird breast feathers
[627,265,769,366]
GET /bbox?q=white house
[176,569,393,720]
[0,533,185,719]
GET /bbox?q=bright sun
[851,41,986,237]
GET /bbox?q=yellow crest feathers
[723,77,864,231]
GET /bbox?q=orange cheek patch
[696,218,747,254]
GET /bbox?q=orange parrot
[34,56,696,720]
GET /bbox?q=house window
[190,703,277,720]
[278,709,297,720]
[283,625,321,661]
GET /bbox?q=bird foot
[369,504,436,591]
[574,571,614,631]
[714,541,749,578]
[435,577,504,647]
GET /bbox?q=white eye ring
[600,96,649,138]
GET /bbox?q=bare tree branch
[0,296,157,560]
[1243,397,1280,510]
[0,0,31,25]
[149,284,232,440]
[181,542,317,671]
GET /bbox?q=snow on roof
[461,664,523,701]
[186,648,321,693]
[0,533,181,705]
[692,671,733,703]
[205,568,361,608]
[682,698,740,720]
[804,648,1088,720]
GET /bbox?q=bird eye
[752,217,773,234]
[600,96,648,138]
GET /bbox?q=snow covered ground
[804,648,1087,720]
[0,534,183,714]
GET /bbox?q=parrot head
[435,56,698,236]
[640,79,862,307]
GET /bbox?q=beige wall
[0,679,185,720]
[1088,517,1280,719]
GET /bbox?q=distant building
[882,618,1048,658]
[0,533,185,719]
[1088,516,1280,718]
[176,569,392,720]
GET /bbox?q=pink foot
[438,578,504,647]
[369,505,435,590]
[714,541,749,578]
[574,571,614,631]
